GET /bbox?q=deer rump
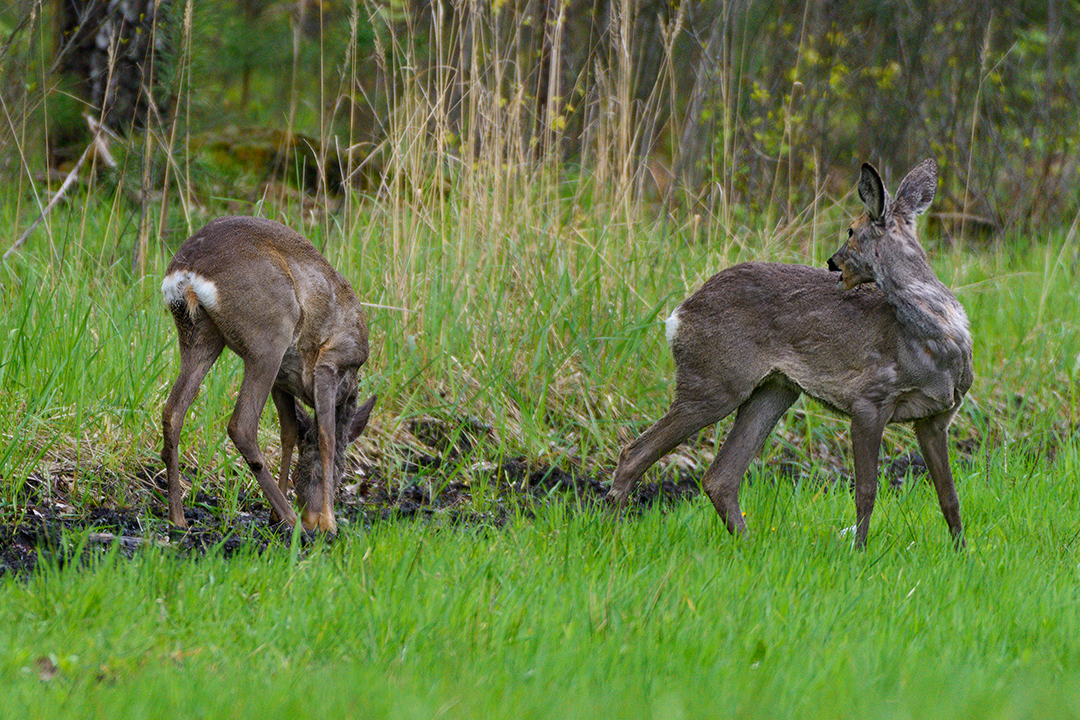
[672,261,970,426]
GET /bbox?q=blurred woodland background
[1,0,1077,247]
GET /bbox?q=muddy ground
[0,444,938,578]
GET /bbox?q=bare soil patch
[1,446,940,577]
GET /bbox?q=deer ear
[345,394,377,444]
[894,158,938,220]
[858,163,887,222]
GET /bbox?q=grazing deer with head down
[607,159,973,548]
[160,216,376,533]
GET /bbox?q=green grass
[2,444,1080,718]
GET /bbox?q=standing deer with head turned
[160,216,376,533]
[607,159,973,548]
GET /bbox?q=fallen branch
[3,117,112,262]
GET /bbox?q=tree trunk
[51,0,172,166]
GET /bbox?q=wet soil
[0,447,939,578]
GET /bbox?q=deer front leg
[310,365,340,534]
[849,404,889,549]
[914,413,965,549]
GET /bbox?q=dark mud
[1,446,940,578]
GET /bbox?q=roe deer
[606,159,973,548]
[160,216,376,533]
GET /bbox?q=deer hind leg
[161,318,225,528]
[702,380,800,536]
[270,387,300,525]
[607,392,744,507]
[849,405,890,549]
[228,350,298,529]
[914,413,965,549]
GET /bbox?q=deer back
[672,262,969,426]
[162,216,369,406]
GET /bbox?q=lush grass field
[2,453,1080,719]
[1,173,1079,717]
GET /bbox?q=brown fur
[160,216,376,533]
[607,160,972,549]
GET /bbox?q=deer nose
[827,256,840,273]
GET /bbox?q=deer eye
[847,228,854,239]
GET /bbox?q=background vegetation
[5,1,1080,233]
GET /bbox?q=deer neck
[872,231,971,353]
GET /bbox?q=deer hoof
[300,507,338,536]
[317,510,338,535]
[603,490,632,518]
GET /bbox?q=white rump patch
[664,308,681,345]
[161,269,219,312]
